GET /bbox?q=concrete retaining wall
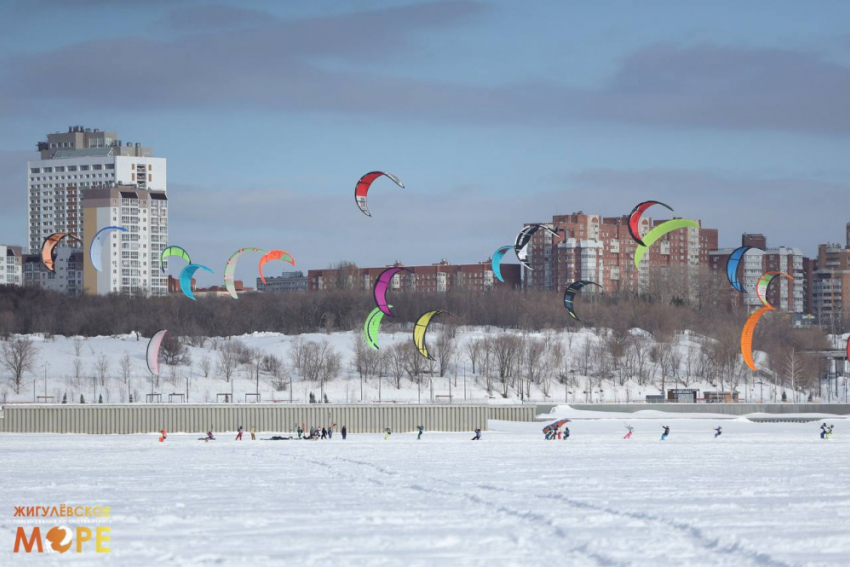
[568,403,850,415]
[0,404,535,434]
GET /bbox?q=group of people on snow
[298,424,347,440]
[544,426,570,440]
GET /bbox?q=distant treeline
[0,267,830,356]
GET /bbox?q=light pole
[463,367,466,401]
[43,361,49,398]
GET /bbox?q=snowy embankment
[0,327,825,405]
[539,405,850,421]
[2,420,849,566]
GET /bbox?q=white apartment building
[83,186,168,296]
[0,245,23,286]
[27,126,166,254]
[23,248,83,295]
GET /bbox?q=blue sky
[1,0,849,287]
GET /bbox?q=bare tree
[120,352,132,385]
[217,348,238,383]
[465,338,483,375]
[434,330,456,378]
[351,334,369,379]
[94,354,110,386]
[1,338,38,394]
[386,343,407,389]
[403,343,427,385]
[161,335,191,366]
[491,334,523,398]
[73,337,84,357]
[198,356,212,378]
[72,358,84,389]
[523,338,548,400]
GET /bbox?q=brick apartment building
[709,234,807,313]
[811,223,850,326]
[523,212,718,296]
[308,259,521,293]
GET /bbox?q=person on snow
[820,423,828,439]
[159,428,167,443]
[205,430,216,441]
[417,425,424,440]
[321,427,327,439]
[297,425,303,439]
[384,427,392,440]
[624,425,634,440]
[714,426,722,438]
[251,425,256,441]
[563,426,570,440]
[557,428,562,440]
[826,425,835,439]
[472,428,482,441]
[328,425,333,439]
[236,425,244,441]
[342,425,347,440]
[661,425,670,441]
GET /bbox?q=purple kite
[373,267,412,317]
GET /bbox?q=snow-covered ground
[2,328,836,406]
[2,418,849,566]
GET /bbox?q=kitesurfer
[661,425,670,441]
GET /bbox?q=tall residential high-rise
[522,212,718,296]
[82,186,169,296]
[811,223,850,327]
[27,126,167,254]
[709,235,806,314]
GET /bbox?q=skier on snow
[236,425,244,441]
[251,425,256,441]
[714,426,722,438]
[321,427,327,439]
[563,426,570,440]
[821,423,828,439]
[417,425,424,440]
[384,427,392,440]
[472,428,482,441]
[624,425,633,440]
[661,425,670,441]
[159,428,167,443]
[328,425,333,439]
[341,425,347,440]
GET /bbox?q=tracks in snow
[304,454,791,567]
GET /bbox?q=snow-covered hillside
[0,327,832,405]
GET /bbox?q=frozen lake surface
[2,418,849,566]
